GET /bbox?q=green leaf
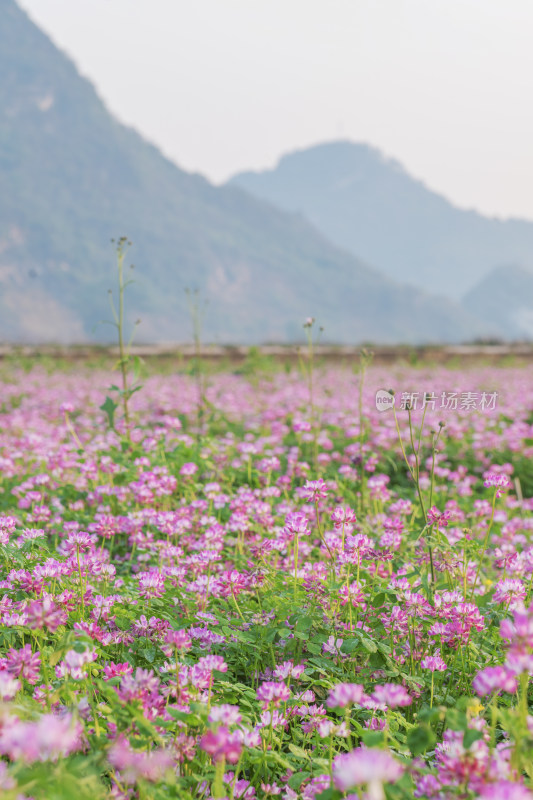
[407,724,436,756]
[316,790,342,800]
[48,649,64,667]
[362,730,385,747]
[166,708,202,726]
[132,355,144,383]
[446,708,468,732]
[100,395,118,428]
[269,752,293,771]
[340,638,360,653]
[463,728,484,748]
[288,772,311,790]
[373,592,386,607]
[359,636,377,653]
[368,651,386,668]
[418,705,444,725]
[288,743,309,760]
[114,615,131,631]
[142,646,155,663]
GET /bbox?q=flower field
[2,360,533,799]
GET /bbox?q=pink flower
[208,704,242,726]
[65,531,95,552]
[500,605,533,648]
[333,746,404,792]
[198,655,227,673]
[26,597,67,633]
[479,782,533,800]
[323,635,344,655]
[258,709,288,730]
[109,737,174,783]
[473,665,518,696]
[427,506,451,528]
[103,662,133,680]
[273,660,305,680]
[493,579,526,610]
[371,683,412,708]
[0,672,21,700]
[180,462,198,477]
[164,629,192,652]
[256,681,291,708]
[138,570,165,599]
[58,647,97,680]
[339,582,366,609]
[200,726,242,763]
[331,506,357,529]
[0,712,82,762]
[327,683,365,708]
[283,512,310,537]
[302,479,329,502]
[6,645,41,685]
[484,473,512,497]
[421,656,447,672]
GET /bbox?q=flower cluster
[0,363,531,798]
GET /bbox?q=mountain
[0,1,489,345]
[463,265,533,340]
[229,141,533,304]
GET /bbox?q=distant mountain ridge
[0,1,492,344]
[229,141,533,306]
[464,265,533,339]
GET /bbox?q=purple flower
[256,681,291,708]
[483,472,512,497]
[208,704,242,726]
[421,655,447,672]
[138,570,165,599]
[6,645,41,685]
[333,746,404,792]
[164,629,192,651]
[273,660,305,680]
[26,597,67,633]
[200,726,242,763]
[327,683,365,708]
[493,579,526,610]
[370,683,412,709]
[479,782,533,800]
[0,672,21,700]
[180,462,198,477]
[109,737,174,783]
[283,512,310,537]
[473,665,518,696]
[331,506,357,529]
[0,712,82,762]
[301,479,329,502]
[198,655,227,673]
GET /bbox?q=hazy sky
[17,0,533,220]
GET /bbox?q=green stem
[294,533,299,599]
[212,756,226,799]
[231,589,245,623]
[469,490,497,601]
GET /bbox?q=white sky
[17,0,533,220]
